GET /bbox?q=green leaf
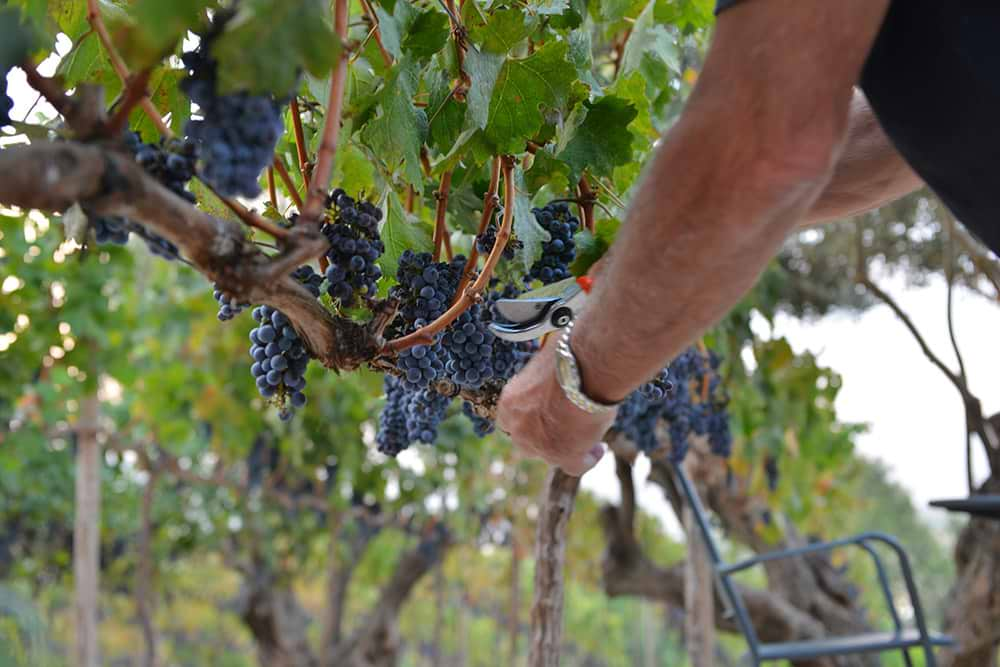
[360,60,428,189]
[523,149,571,194]
[401,10,450,61]
[656,0,715,32]
[213,0,340,96]
[427,67,466,153]
[0,6,39,71]
[557,96,637,180]
[374,6,402,60]
[607,71,656,140]
[527,0,571,15]
[469,7,536,55]
[332,142,377,198]
[621,0,681,81]
[484,41,576,155]
[464,47,504,130]
[511,167,549,272]
[570,218,621,276]
[379,191,433,281]
[113,0,213,71]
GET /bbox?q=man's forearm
[802,91,922,226]
[571,108,836,403]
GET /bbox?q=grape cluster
[376,376,451,456]
[291,265,324,298]
[181,16,286,198]
[612,348,732,462]
[475,217,518,260]
[388,251,466,390]
[321,190,384,307]
[441,304,495,389]
[396,343,446,391]
[529,202,579,284]
[213,285,249,321]
[484,283,537,383]
[124,132,198,203]
[393,251,465,324]
[462,401,495,437]
[92,217,131,245]
[1,71,13,127]
[612,368,672,455]
[90,132,197,260]
[249,305,310,421]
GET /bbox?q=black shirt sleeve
[715,0,743,14]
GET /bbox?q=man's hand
[495,339,611,477]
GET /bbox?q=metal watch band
[554,320,620,415]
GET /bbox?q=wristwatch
[554,319,621,414]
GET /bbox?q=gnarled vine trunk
[941,474,1000,667]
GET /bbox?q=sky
[6,50,998,538]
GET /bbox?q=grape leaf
[621,0,681,80]
[656,0,715,32]
[523,149,571,194]
[379,192,434,281]
[427,67,466,153]
[469,7,536,54]
[511,167,550,273]
[374,6,402,60]
[401,9,450,61]
[527,0,571,15]
[464,47,504,130]
[360,60,428,189]
[557,96,637,179]
[570,218,621,276]
[0,6,39,70]
[112,0,213,71]
[212,0,340,96]
[484,41,576,155]
[607,71,656,140]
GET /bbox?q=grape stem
[432,171,453,262]
[359,0,394,67]
[289,97,312,183]
[577,175,596,233]
[86,0,172,138]
[272,156,304,209]
[267,167,278,210]
[302,0,350,227]
[384,156,515,353]
[453,156,503,304]
[105,68,152,136]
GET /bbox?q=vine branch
[577,175,596,233]
[385,156,514,352]
[453,156,503,303]
[359,0,394,68]
[0,142,374,369]
[432,171,453,262]
[106,68,153,136]
[272,156,304,209]
[289,97,312,183]
[302,0,350,225]
[86,0,171,137]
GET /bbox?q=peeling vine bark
[528,468,581,667]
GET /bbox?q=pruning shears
[489,276,595,342]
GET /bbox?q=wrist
[566,321,632,405]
